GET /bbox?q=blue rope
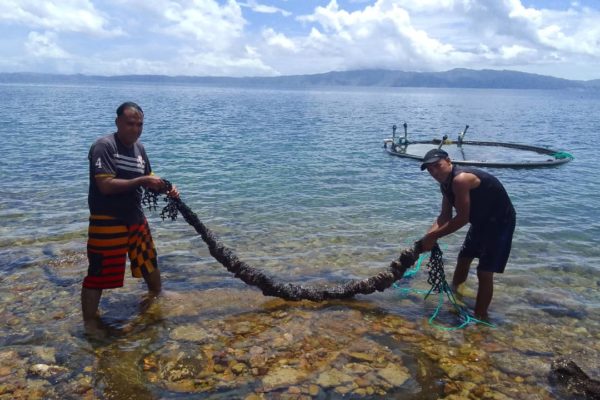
[551,151,574,160]
[426,282,495,331]
[394,244,495,330]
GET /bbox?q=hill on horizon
[0,68,597,90]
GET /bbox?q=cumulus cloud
[25,31,70,58]
[0,0,599,79]
[281,0,465,72]
[157,0,246,50]
[174,46,277,76]
[140,0,276,76]
[0,0,121,36]
[68,0,262,76]
[256,0,600,76]
[535,7,600,57]
[241,0,292,16]
[262,28,298,52]
[498,44,535,60]
[74,47,276,77]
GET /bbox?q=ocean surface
[0,82,599,399]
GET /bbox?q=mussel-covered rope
[142,181,420,302]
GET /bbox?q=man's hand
[143,176,179,199]
[418,233,437,253]
[142,175,166,192]
[166,184,180,199]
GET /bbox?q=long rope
[144,181,495,329]
[143,182,420,301]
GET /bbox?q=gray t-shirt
[88,132,152,224]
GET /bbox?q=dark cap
[420,149,449,170]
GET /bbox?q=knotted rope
[143,181,420,301]
[396,244,495,329]
[425,244,449,296]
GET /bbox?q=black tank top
[440,166,515,227]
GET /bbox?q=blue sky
[1,0,598,80]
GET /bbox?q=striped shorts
[83,215,158,289]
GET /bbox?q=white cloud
[498,44,535,60]
[439,0,600,59]
[0,0,121,36]
[386,0,459,13]
[25,31,70,58]
[534,8,600,57]
[66,43,276,77]
[290,0,462,71]
[242,0,292,16]
[158,0,246,50]
[0,0,599,79]
[265,0,599,77]
[174,46,277,76]
[262,28,298,52]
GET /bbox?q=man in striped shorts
[82,102,178,334]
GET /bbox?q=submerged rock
[377,363,410,386]
[261,366,306,389]
[169,325,213,342]
[29,363,69,378]
[316,369,354,388]
[549,358,600,399]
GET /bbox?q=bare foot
[474,312,489,323]
[83,318,109,340]
[84,317,128,341]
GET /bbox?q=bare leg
[141,268,162,314]
[474,270,494,320]
[81,287,102,320]
[143,268,162,296]
[81,287,104,335]
[451,256,473,292]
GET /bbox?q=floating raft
[383,124,573,168]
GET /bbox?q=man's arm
[95,175,166,195]
[419,173,475,251]
[427,195,453,233]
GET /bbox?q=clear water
[0,83,599,398]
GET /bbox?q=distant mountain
[584,78,600,88]
[0,69,595,90]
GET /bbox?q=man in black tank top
[417,149,516,321]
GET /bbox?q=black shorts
[458,212,516,273]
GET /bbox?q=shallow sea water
[0,83,599,399]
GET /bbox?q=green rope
[400,253,426,278]
[426,283,495,331]
[551,151,574,160]
[395,243,495,330]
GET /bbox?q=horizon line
[1,68,597,82]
